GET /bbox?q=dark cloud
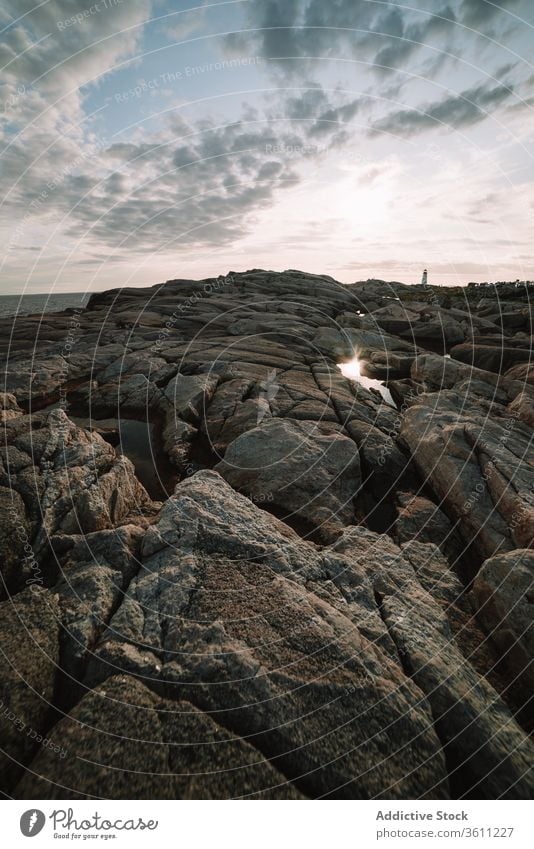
[280,86,364,136]
[373,5,456,72]
[461,0,520,28]
[308,98,363,136]
[226,0,459,75]
[0,0,148,95]
[224,0,379,66]
[2,0,531,284]
[55,78,370,254]
[369,80,515,137]
[58,117,307,251]
[0,0,149,214]
[284,86,329,119]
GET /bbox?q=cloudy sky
[1,0,533,294]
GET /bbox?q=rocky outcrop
[0,587,60,793]
[393,491,463,565]
[0,487,33,597]
[398,382,534,564]
[451,339,533,374]
[0,392,23,421]
[332,528,533,798]
[361,303,466,347]
[51,524,146,682]
[471,549,534,708]
[216,418,361,536]
[79,472,451,799]
[0,269,532,799]
[16,675,303,799]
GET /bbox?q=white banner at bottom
[3,799,531,848]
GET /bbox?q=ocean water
[0,292,89,318]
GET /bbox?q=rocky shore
[0,270,532,799]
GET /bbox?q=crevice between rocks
[373,596,494,799]
[49,532,148,722]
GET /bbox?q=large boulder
[406,316,464,347]
[399,391,534,563]
[0,410,154,595]
[5,409,153,556]
[411,352,526,400]
[504,362,534,385]
[394,491,463,565]
[85,471,450,799]
[216,418,361,533]
[363,305,465,347]
[332,528,534,798]
[51,525,145,681]
[0,354,70,404]
[471,550,534,709]
[364,351,415,379]
[508,391,534,428]
[164,372,219,424]
[16,675,302,799]
[451,342,532,374]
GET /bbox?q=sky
[0,0,533,294]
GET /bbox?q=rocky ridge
[0,269,532,799]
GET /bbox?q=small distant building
[421,269,428,286]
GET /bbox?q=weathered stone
[2,269,533,801]
[399,391,534,563]
[471,549,534,709]
[394,491,463,565]
[508,391,534,427]
[164,372,218,424]
[332,528,534,798]
[451,341,532,374]
[16,675,303,799]
[53,525,144,679]
[0,392,23,421]
[87,473,449,799]
[504,362,534,385]
[0,487,33,597]
[0,587,60,793]
[217,418,361,533]
[411,352,526,400]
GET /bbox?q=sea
[0,292,90,318]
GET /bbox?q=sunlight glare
[338,356,361,381]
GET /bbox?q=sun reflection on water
[338,356,361,381]
[337,355,395,407]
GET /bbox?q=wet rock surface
[0,270,532,799]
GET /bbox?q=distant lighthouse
[421,268,428,286]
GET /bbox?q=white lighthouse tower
[421,268,428,286]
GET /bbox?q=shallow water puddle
[36,402,175,500]
[73,415,176,501]
[337,356,395,406]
